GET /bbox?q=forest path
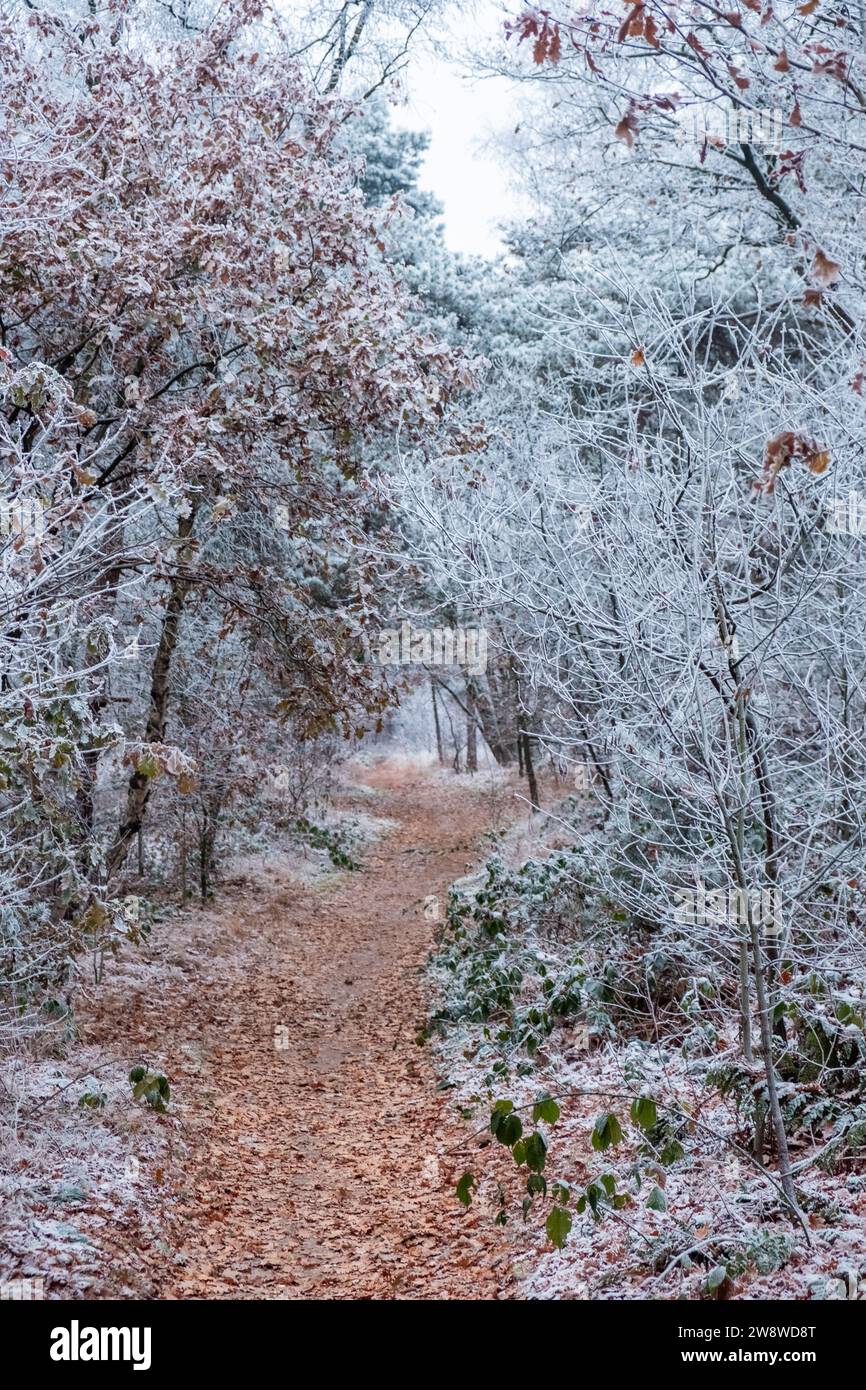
[91,761,516,1299]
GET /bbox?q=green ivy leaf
[630,1095,658,1131]
[591,1112,623,1151]
[546,1205,573,1249]
[493,1112,522,1146]
[646,1185,667,1212]
[532,1093,561,1126]
[524,1131,548,1173]
[455,1172,476,1207]
[660,1137,685,1166]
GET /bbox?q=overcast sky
[390,2,525,259]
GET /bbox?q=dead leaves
[618,3,661,48]
[506,11,562,65]
[687,31,711,60]
[87,773,517,1300]
[757,430,830,494]
[811,247,842,286]
[615,106,640,149]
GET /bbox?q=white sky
[389,4,525,259]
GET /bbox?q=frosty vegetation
[2,0,866,1302]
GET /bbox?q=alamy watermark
[827,490,866,536]
[674,105,783,153]
[1,1276,44,1299]
[373,620,487,676]
[574,759,595,790]
[422,894,442,922]
[674,883,782,935]
[50,1322,152,1371]
[0,496,44,540]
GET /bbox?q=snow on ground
[0,1048,172,1298]
[0,776,399,1300]
[425,793,866,1302]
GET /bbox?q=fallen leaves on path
[78,762,518,1300]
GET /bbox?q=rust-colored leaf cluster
[757,431,830,494]
[506,10,562,64]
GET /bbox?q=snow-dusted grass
[0,1049,172,1299]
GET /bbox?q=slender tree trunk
[467,673,517,766]
[521,728,540,811]
[466,690,478,774]
[714,582,786,1041]
[199,812,217,901]
[180,807,188,903]
[106,510,196,878]
[431,677,445,765]
[750,912,801,1218]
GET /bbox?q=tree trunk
[106,510,196,879]
[750,912,802,1220]
[431,677,445,765]
[467,672,518,766]
[521,728,540,811]
[466,691,478,773]
[199,811,217,901]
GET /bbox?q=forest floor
[1,758,522,1300]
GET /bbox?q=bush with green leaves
[128,1066,170,1114]
[456,1089,683,1251]
[425,853,605,1069]
[293,817,360,872]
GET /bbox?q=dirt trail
[85,762,515,1300]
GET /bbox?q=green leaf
[491,1099,521,1145]
[455,1172,476,1207]
[527,1173,547,1197]
[511,1139,527,1166]
[524,1131,548,1173]
[706,1265,727,1291]
[591,1112,623,1152]
[532,1093,561,1126]
[630,1095,658,1131]
[660,1137,685,1166]
[493,1112,522,1146]
[128,1065,146,1084]
[546,1205,573,1249]
[585,1182,602,1215]
[646,1185,667,1212]
[600,1173,616,1197]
